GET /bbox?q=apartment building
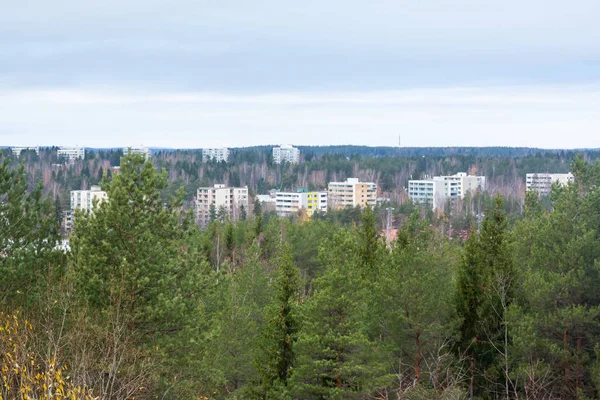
[526,172,574,195]
[276,191,307,217]
[327,178,377,209]
[195,184,249,228]
[273,145,300,164]
[58,146,85,162]
[203,147,230,163]
[307,191,328,216]
[408,172,486,210]
[254,194,277,213]
[11,147,40,157]
[123,146,151,159]
[70,186,108,212]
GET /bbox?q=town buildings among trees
[273,144,300,164]
[327,178,377,209]
[57,146,85,162]
[526,172,574,195]
[195,184,249,227]
[408,172,486,210]
[11,146,40,157]
[202,147,230,163]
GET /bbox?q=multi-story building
[123,146,151,159]
[70,186,108,212]
[526,172,574,195]
[203,148,230,163]
[273,145,300,164]
[58,146,85,162]
[254,194,277,213]
[307,191,328,216]
[11,147,40,157]
[275,191,307,217]
[62,210,74,235]
[408,172,486,210]
[275,189,328,217]
[195,184,249,228]
[327,178,377,209]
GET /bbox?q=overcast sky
[1,0,599,148]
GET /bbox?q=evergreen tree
[456,195,515,398]
[209,202,217,224]
[69,153,207,398]
[252,244,300,398]
[0,158,62,307]
[293,230,387,399]
[202,242,271,397]
[358,205,382,276]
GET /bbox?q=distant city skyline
[1,0,599,148]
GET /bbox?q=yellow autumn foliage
[0,312,96,400]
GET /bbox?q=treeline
[3,152,600,399]
[3,147,599,219]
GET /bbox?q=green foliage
[294,230,388,399]
[456,195,515,398]
[69,153,208,397]
[0,157,62,308]
[252,244,301,398]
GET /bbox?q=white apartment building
[408,172,486,210]
[196,184,249,228]
[307,191,328,216]
[58,146,85,162]
[526,173,574,195]
[123,146,151,159]
[276,191,308,217]
[254,194,277,213]
[203,148,230,163]
[70,186,108,212]
[328,178,377,209]
[11,147,40,157]
[273,145,300,164]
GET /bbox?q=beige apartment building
[327,178,377,209]
[195,184,249,228]
[70,185,108,212]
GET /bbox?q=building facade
[58,146,85,162]
[254,194,277,213]
[307,191,328,216]
[275,191,307,217]
[202,148,230,163]
[526,173,574,195]
[195,184,249,228]
[11,147,40,157]
[70,186,108,212]
[273,145,300,164]
[123,146,151,159]
[327,178,377,209]
[408,172,486,210]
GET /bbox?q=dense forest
[2,150,600,399]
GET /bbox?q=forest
[2,150,600,399]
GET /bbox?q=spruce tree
[456,195,514,398]
[293,230,386,399]
[253,243,300,398]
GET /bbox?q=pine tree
[0,158,62,307]
[69,153,207,397]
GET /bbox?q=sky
[1,0,599,148]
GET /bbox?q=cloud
[1,84,599,149]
